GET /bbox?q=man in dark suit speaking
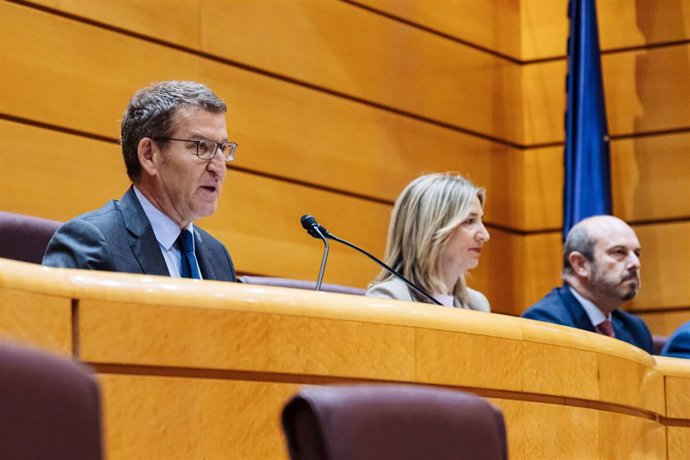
[522,215,652,353]
[43,81,236,282]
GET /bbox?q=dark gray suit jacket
[42,187,236,281]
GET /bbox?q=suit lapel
[194,230,216,280]
[559,286,597,333]
[119,187,170,276]
[611,312,633,343]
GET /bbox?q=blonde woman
[366,172,491,311]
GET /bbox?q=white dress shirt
[133,186,201,278]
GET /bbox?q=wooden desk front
[0,258,688,459]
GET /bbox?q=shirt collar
[133,186,194,250]
[568,286,610,327]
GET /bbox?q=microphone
[299,214,442,305]
[300,215,329,291]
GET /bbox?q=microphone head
[300,214,317,230]
[300,214,323,239]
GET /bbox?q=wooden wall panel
[629,222,690,310]
[21,0,523,144]
[637,311,690,337]
[0,2,202,136]
[27,0,205,47]
[0,121,130,220]
[523,45,690,145]
[0,2,506,218]
[353,0,522,59]
[474,229,561,314]
[611,134,690,222]
[519,133,690,232]
[522,0,690,61]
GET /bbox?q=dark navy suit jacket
[42,187,236,282]
[522,285,653,354]
[660,321,690,359]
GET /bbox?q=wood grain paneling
[0,289,71,353]
[0,2,504,208]
[2,3,687,234]
[353,0,521,59]
[611,134,690,222]
[494,399,666,459]
[522,0,690,61]
[668,427,690,460]
[0,122,130,220]
[473,228,561,314]
[1,259,688,460]
[416,331,532,392]
[100,375,287,460]
[523,45,690,145]
[630,222,690,310]
[636,311,690,337]
[80,300,272,370]
[519,133,690,231]
[17,0,523,144]
[32,0,690,65]
[598,353,664,413]
[28,0,204,46]
[666,374,690,419]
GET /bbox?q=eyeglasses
[154,137,238,162]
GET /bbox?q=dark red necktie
[597,319,616,338]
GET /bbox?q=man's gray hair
[120,81,227,181]
[562,224,595,276]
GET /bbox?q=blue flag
[563,0,612,239]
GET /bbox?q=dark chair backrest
[282,384,508,460]
[239,275,366,296]
[0,211,62,264]
[652,335,668,355]
[0,341,103,460]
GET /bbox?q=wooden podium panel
[0,289,71,354]
[0,258,688,459]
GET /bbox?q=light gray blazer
[366,277,490,312]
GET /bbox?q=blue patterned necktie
[177,229,201,279]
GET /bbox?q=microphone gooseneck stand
[300,214,442,305]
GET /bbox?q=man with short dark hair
[43,81,236,281]
[522,215,653,353]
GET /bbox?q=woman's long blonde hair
[373,172,485,307]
